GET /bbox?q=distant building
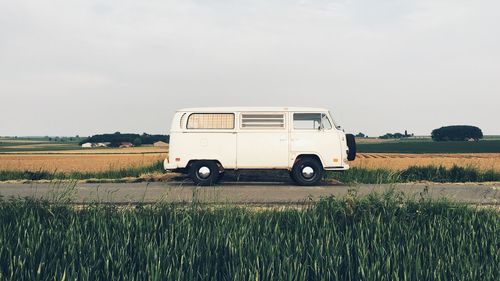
[81,142,94,148]
[119,142,134,148]
[153,141,168,147]
[96,142,111,147]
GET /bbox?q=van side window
[293,113,322,130]
[241,113,285,129]
[187,113,235,129]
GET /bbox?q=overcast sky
[1,0,499,137]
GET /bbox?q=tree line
[79,132,169,147]
[355,126,483,141]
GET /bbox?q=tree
[431,125,483,141]
[355,132,366,138]
[133,137,142,147]
[379,132,406,139]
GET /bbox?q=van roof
[177,107,330,112]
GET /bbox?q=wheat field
[0,150,498,173]
[0,154,167,172]
[353,153,500,171]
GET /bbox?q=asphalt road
[0,181,498,205]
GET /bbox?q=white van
[164,107,356,186]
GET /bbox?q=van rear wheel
[291,157,323,186]
[188,161,220,186]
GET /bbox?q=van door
[236,112,289,169]
[176,112,238,169]
[290,112,343,169]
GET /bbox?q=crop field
[0,152,498,174]
[0,138,84,153]
[0,195,497,281]
[354,153,500,171]
[0,139,168,173]
[0,154,166,173]
[0,137,498,182]
[357,139,500,153]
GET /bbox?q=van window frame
[321,113,333,130]
[240,112,287,130]
[186,112,235,130]
[179,113,187,129]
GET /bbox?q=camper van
[164,107,356,186]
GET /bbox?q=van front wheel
[291,157,323,186]
[189,161,220,186]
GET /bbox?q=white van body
[164,107,355,185]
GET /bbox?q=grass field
[357,139,500,153]
[0,195,497,281]
[0,138,83,153]
[4,137,500,154]
[0,137,498,182]
[0,151,496,173]
[1,161,498,183]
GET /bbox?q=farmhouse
[96,142,111,147]
[153,141,168,147]
[119,142,134,148]
[81,142,94,148]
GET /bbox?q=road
[0,181,498,205]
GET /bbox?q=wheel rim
[301,166,315,179]
[197,166,211,179]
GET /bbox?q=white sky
[1,0,499,137]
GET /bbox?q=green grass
[357,139,500,153]
[0,141,48,147]
[326,165,499,184]
[483,135,500,140]
[0,145,83,153]
[0,138,84,153]
[1,162,498,183]
[0,195,497,281]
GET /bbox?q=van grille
[241,113,285,129]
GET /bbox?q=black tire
[291,157,324,186]
[346,134,356,161]
[289,170,297,184]
[188,161,220,186]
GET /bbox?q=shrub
[431,125,483,141]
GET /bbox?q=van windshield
[321,114,332,130]
[328,111,340,129]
